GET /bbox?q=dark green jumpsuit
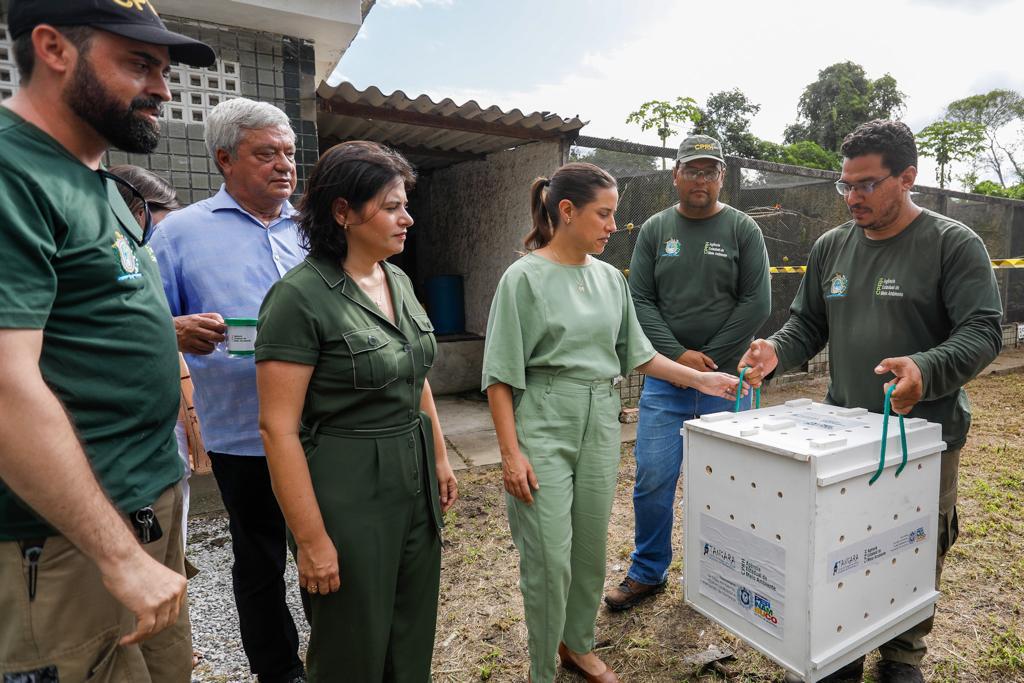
[256,255,443,682]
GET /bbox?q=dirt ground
[430,371,1024,682]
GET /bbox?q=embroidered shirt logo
[703,241,728,258]
[875,276,904,298]
[826,273,849,299]
[112,231,142,281]
[663,238,681,256]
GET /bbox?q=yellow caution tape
[771,259,1023,274]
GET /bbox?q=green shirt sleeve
[616,270,657,374]
[769,237,830,373]
[481,265,540,391]
[701,219,772,367]
[0,169,58,329]
[256,277,322,366]
[628,217,686,359]
[909,230,1003,400]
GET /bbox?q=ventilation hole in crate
[706,504,711,511]
[914,547,920,555]
[731,420,738,424]
[838,582,844,589]
[917,463,923,470]
[775,534,782,541]
[892,558,897,565]
[863,425,871,429]
[779,432,788,436]
[916,506,922,513]
[777,491,783,498]
[913,586,918,593]
[729,514,735,520]
[893,513,899,521]
[750,482,757,489]
[836,625,843,633]
[867,525,873,532]
[730,475,736,481]
[750,523,756,530]
[864,612,870,619]
[839,535,845,543]
[890,597,896,605]
[705,465,713,475]
[841,487,847,495]
[865,569,871,576]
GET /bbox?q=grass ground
[430,371,1024,682]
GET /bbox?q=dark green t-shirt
[770,209,1003,450]
[0,107,182,541]
[628,204,771,373]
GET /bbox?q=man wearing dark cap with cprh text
[605,135,771,611]
[0,1,213,681]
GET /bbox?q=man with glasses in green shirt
[605,135,771,611]
[0,1,214,680]
[740,120,1003,682]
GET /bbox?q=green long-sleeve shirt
[628,204,771,374]
[769,208,1003,450]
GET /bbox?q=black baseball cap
[9,0,216,67]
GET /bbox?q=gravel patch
[186,515,309,682]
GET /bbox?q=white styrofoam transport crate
[682,398,945,682]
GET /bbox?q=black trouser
[209,452,303,683]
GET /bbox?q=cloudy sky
[331,0,1024,187]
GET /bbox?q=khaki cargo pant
[879,448,961,666]
[0,484,192,682]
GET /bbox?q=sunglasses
[99,169,154,246]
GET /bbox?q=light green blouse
[482,253,656,391]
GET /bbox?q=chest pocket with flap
[343,326,399,390]
[411,314,437,368]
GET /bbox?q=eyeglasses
[99,170,154,246]
[679,166,723,182]
[834,174,893,197]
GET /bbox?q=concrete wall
[414,140,563,335]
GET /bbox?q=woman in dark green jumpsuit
[255,141,458,682]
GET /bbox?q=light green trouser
[508,372,622,683]
[879,447,961,666]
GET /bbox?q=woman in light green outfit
[482,163,745,683]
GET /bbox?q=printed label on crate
[788,411,863,432]
[699,513,786,639]
[826,516,931,582]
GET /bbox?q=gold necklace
[345,264,388,310]
[549,245,587,293]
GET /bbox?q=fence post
[725,159,741,205]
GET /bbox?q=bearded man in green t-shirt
[740,120,1003,683]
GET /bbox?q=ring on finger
[308,583,318,593]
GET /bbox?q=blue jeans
[627,376,749,585]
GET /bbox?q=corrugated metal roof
[317,82,586,170]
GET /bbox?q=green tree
[780,140,842,171]
[626,97,701,169]
[691,88,764,158]
[945,89,1024,186]
[971,179,1024,199]
[785,62,906,152]
[916,120,987,189]
[569,139,657,175]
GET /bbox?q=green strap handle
[870,383,908,485]
[735,366,761,413]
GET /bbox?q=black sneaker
[876,660,924,683]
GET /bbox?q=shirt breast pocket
[343,326,399,390]
[411,314,437,368]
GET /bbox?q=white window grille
[165,59,240,124]
[0,24,20,101]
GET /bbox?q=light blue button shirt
[151,185,305,457]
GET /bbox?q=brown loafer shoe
[603,576,667,611]
[558,643,620,683]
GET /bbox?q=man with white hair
[150,97,305,683]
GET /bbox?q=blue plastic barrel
[425,275,465,335]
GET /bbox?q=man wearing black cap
[605,134,771,611]
[0,1,214,680]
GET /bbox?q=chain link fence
[571,135,1024,404]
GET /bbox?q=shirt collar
[209,184,298,221]
[305,254,346,289]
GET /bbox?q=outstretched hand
[874,356,923,414]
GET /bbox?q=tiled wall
[0,3,319,206]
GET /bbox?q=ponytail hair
[524,162,616,250]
